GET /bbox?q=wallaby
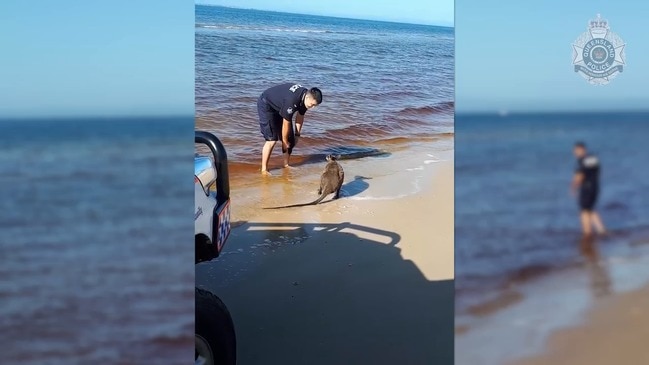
[263,154,345,209]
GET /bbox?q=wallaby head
[326,154,342,162]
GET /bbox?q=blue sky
[456,0,649,113]
[0,1,194,118]
[196,0,454,27]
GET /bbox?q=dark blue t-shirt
[261,83,308,121]
[576,154,600,190]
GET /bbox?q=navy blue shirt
[575,154,600,190]
[261,83,308,121]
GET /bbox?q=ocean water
[455,111,649,327]
[195,5,454,184]
[0,118,194,364]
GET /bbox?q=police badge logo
[572,14,626,85]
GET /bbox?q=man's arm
[295,113,304,136]
[571,172,583,195]
[281,118,292,149]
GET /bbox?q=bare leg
[261,140,277,175]
[581,211,592,236]
[283,125,295,168]
[280,142,293,168]
[590,211,607,235]
[283,150,291,168]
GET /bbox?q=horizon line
[195,3,454,28]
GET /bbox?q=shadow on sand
[196,221,454,365]
[340,175,372,198]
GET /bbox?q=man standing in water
[256,83,323,176]
[571,141,607,236]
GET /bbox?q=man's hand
[282,139,291,153]
[571,172,583,196]
[294,113,304,148]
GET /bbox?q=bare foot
[261,170,273,177]
[283,164,296,169]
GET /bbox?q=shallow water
[454,111,649,364]
[195,5,454,178]
[455,112,649,314]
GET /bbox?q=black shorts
[256,97,295,153]
[579,187,599,211]
[257,97,282,141]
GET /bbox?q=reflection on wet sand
[579,235,612,299]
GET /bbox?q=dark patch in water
[321,145,392,160]
[400,101,454,116]
[455,325,470,335]
[465,289,523,317]
[287,148,391,168]
[602,201,628,211]
[224,146,391,178]
[508,263,556,283]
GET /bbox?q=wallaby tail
[262,192,327,210]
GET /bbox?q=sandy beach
[509,282,649,365]
[196,144,454,365]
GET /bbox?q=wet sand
[196,146,454,364]
[510,283,649,365]
[455,234,649,365]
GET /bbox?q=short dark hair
[309,87,323,104]
[574,141,586,149]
